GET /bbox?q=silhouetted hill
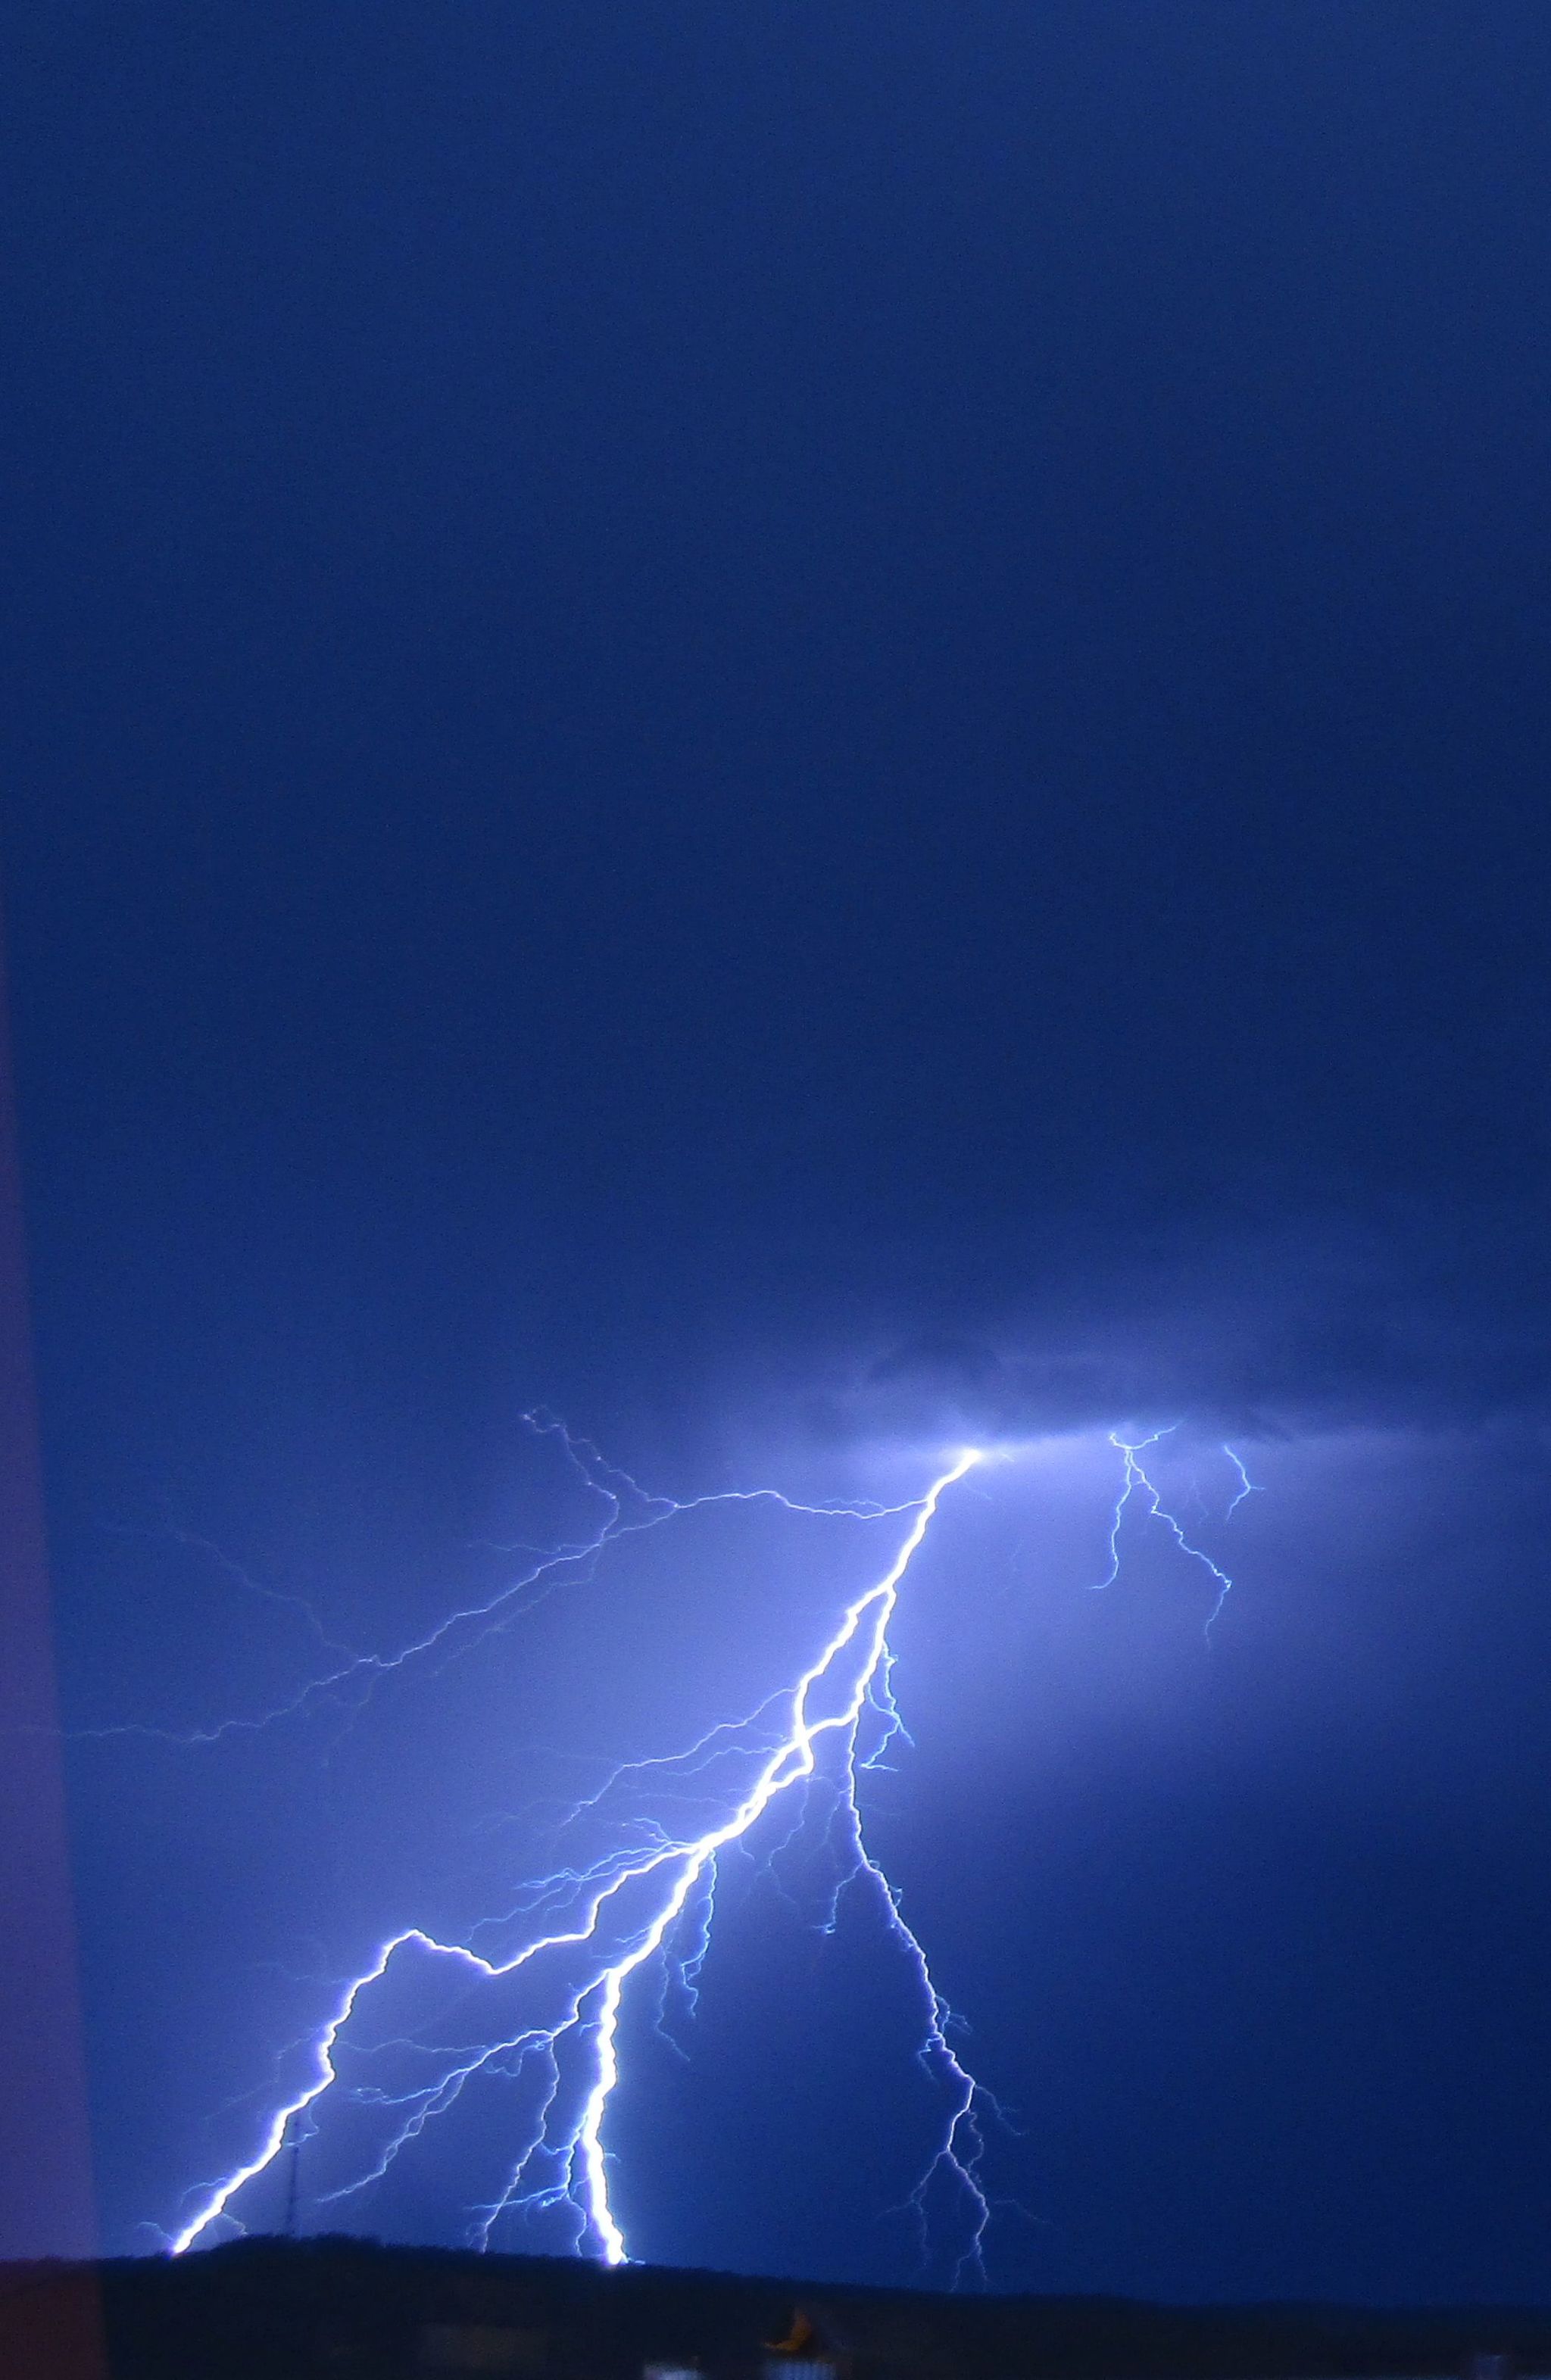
[5,2237,1551,2380]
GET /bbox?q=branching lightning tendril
[1092,1429,1247,1633]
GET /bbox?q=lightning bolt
[169,1453,996,2269]
[155,1427,1253,2279]
[1092,1428,1250,1633]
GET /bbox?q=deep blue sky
[5,0,1551,2300]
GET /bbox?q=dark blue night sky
[5,0,1551,2303]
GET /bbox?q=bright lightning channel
[161,1427,1253,2278]
[169,1452,985,2266]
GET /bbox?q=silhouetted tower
[283,2124,302,2239]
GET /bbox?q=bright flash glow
[158,1422,1254,2278]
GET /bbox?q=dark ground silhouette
[5,2237,1550,2380]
